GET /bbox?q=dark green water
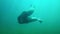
[0,0,60,34]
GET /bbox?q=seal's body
[18,10,42,24]
[17,5,42,24]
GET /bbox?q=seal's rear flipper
[39,20,42,23]
[38,19,43,23]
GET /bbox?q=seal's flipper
[37,19,43,23]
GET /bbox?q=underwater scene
[0,0,60,34]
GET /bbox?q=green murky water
[0,0,60,34]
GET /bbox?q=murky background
[0,0,60,34]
